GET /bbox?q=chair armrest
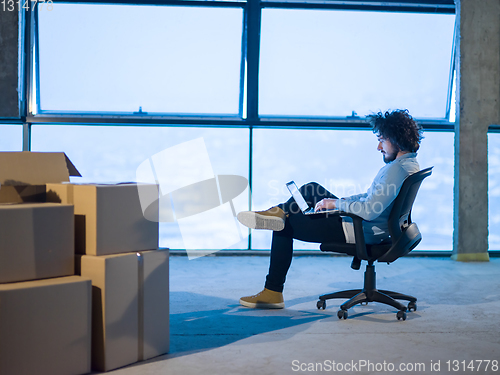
[338,212,368,260]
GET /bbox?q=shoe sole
[239,299,285,309]
[237,212,285,231]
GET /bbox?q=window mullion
[246,0,261,122]
[445,15,458,120]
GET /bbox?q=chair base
[317,263,417,319]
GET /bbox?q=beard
[383,148,399,163]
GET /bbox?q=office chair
[317,167,433,321]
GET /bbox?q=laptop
[286,181,340,215]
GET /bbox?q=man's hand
[314,198,337,212]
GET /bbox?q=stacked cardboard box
[0,152,92,375]
[76,250,170,372]
[0,152,170,374]
[47,179,169,372]
[0,276,92,375]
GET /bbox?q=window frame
[23,0,457,128]
[9,0,475,252]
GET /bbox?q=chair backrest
[388,166,433,238]
[378,166,433,263]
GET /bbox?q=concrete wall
[0,10,20,118]
[453,0,500,261]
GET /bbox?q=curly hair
[368,109,423,153]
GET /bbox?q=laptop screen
[286,181,309,212]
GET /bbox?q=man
[237,109,423,309]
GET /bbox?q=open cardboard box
[0,152,81,203]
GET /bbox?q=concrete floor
[106,255,500,375]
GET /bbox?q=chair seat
[320,241,392,260]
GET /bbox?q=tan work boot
[239,288,285,309]
[237,207,286,231]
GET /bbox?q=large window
[0,125,23,151]
[411,131,454,250]
[252,128,381,250]
[20,1,458,251]
[31,125,250,250]
[37,4,244,115]
[260,9,455,118]
[489,133,500,250]
[251,129,453,250]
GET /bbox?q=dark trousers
[264,182,347,293]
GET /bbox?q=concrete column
[453,0,500,261]
[0,9,20,118]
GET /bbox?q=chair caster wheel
[359,302,368,306]
[337,309,348,320]
[397,311,407,321]
[317,300,326,310]
[408,302,417,312]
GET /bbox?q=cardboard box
[77,249,169,372]
[141,249,170,361]
[47,183,159,256]
[0,203,75,283]
[0,151,81,203]
[80,252,139,372]
[0,276,92,375]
